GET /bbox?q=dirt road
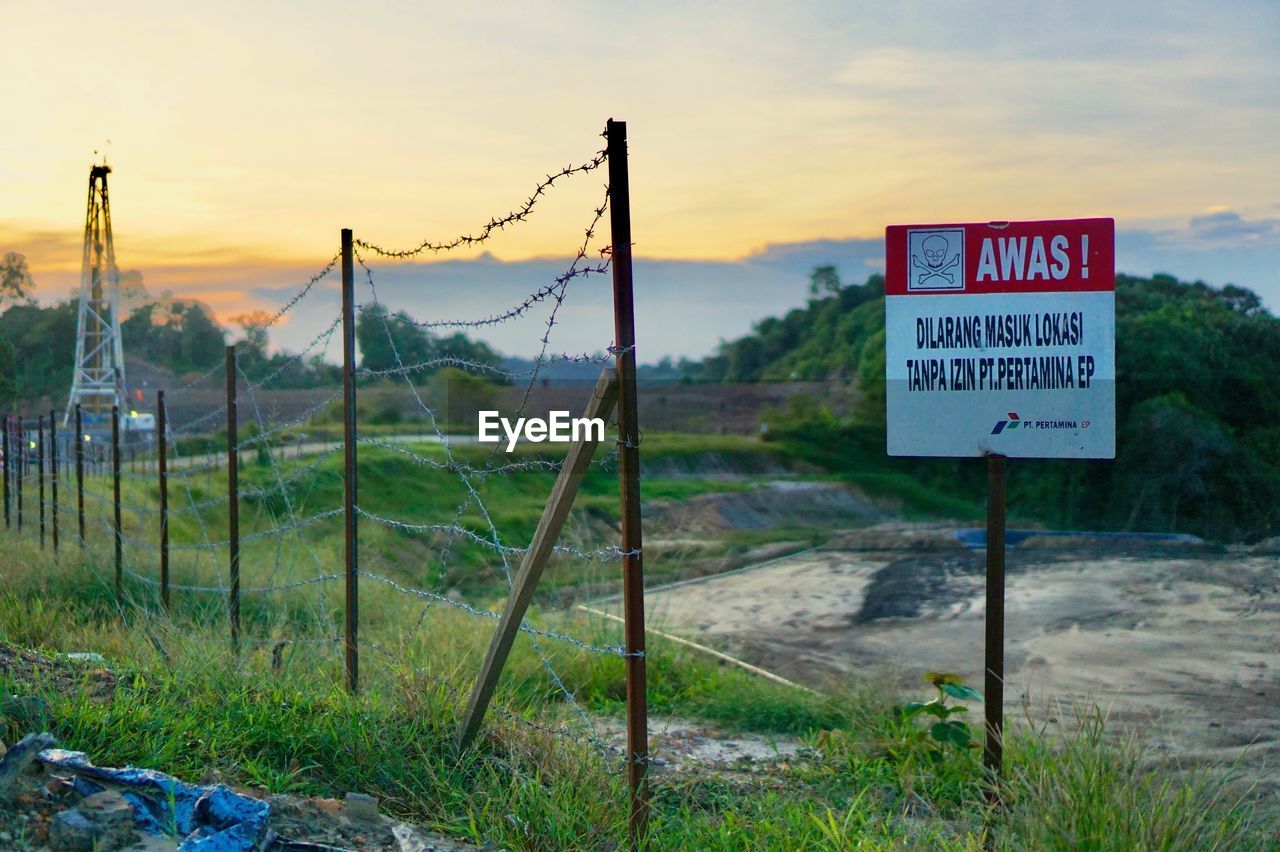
[625,524,1279,802]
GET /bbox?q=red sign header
[885,218,1114,296]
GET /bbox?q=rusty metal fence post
[16,416,23,533]
[340,229,360,693]
[606,118,650,847]
[226,346,240,647]
[3,415,10,530]
[49,411,58,553]
[38,415,46,549]
[158,390,169,610]
[112,405,122,596]
[75,405,85,548]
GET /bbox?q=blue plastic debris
[37,748,271,851]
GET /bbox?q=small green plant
[903,671,982,752]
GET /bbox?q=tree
[355,305,502,380]
[121,298,226,374]
[229,310,272,373]
[808,265,841,299]
[356,304,434,374]
[0,252,34,307]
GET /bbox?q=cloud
[10,213,1280,366]
[1185,211,1280,244]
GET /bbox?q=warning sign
[884,218,1115,458]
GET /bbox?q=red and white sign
[884,218,1115,458]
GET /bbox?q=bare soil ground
[624,522,1280,810]
[597,717,806,779]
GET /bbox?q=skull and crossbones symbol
[912,235,960,285]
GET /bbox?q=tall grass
[0,529,1269,848]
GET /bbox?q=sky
[2,0,1278,362]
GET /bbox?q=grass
[0,537,1270,850]
[55,431,841,608]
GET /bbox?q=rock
[0,731,56,793]
[49,790,138,851]
[49,809,98,851]
[393,822,432,851]
[313,796,343,815]
[344,791,379,822]
[1251,536,1280,554]
[61,652,108,665]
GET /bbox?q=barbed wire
[94,507,342,553]
[357,437,564,477]
[241,313,342,393]
[357,355,520,382]
[355,505,636,562]
[239,358,339,607]
[353,147,606,259]
[421,181,612,586]
[120,564,342,596]
[165,361,225,399]
[233,390,343,452]
[163,417,223,581]
[355,223,620,753]
[0,138,636,774]
[261,254,341,329]
[360,570,632,658]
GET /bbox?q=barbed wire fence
[0,119,652,845]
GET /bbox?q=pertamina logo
[991,413,1091,435]
[991,412,1020,434]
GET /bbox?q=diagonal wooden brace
[457,368,619,749]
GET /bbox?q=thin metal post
[158,391,169,610]
[16,416,23,532]
[112,405,122,596]
[3,415,10,530]
[984,453,1006,801]
[50,411,58,552]
[75,405,85,547]
[341,228,359,693]
[226,346,240,647]
[38,415,46,548]
[607,118,649,846]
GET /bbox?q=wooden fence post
[458,369,619,749]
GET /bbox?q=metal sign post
[984,453,1006,798]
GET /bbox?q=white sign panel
[884,219,1115,458]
